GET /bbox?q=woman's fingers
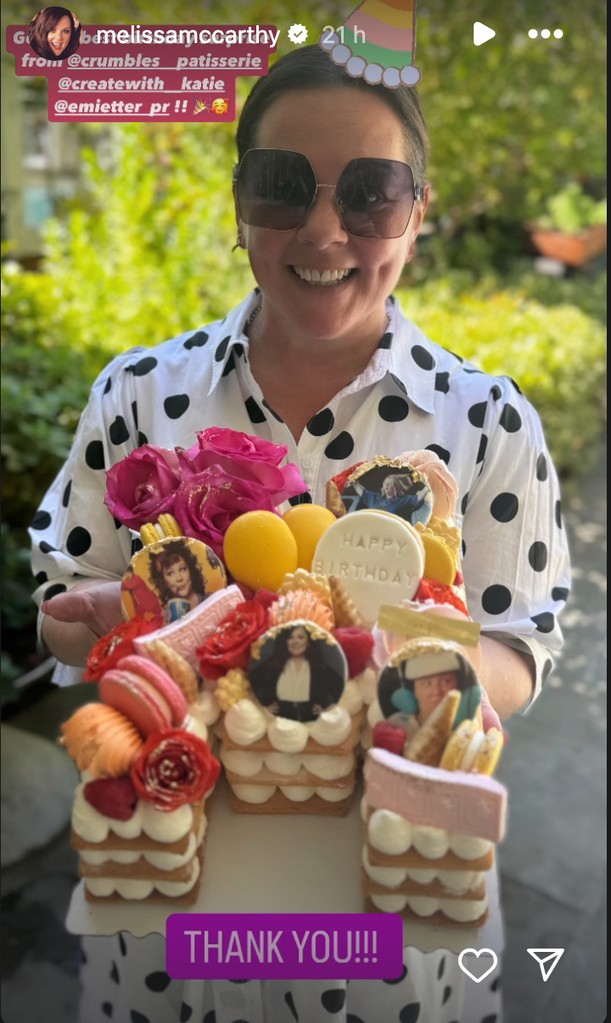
[41,581,123,636]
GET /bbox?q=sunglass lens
[236,150,316,230]
[337,159,415,238]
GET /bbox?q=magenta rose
[183,428,307,503]
[104,445,181,530]
[172,467,279,558]
[196,427,288,466]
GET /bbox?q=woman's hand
[42,581,123,637]
[479,685,503,734]
[312,703,323,717]
[268,700,280,715]
[41,580,123,667]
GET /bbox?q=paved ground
[1,450,606,1023]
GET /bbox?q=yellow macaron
[471,727,504,776]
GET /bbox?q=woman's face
[162,557,192,598]
[382,476,399,498]
[241,87,427,348]
[287,626,309,657]
[413,671,457,721]
[47,15,72,57]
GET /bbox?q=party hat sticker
[320,0,421,88]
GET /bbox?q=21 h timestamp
[321,24,366,44]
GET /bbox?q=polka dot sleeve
[460,377,571,702]
[30,349,147,668]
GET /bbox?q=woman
[148,542,208,622]
[28,6,81,61]
[378,646,481,735]
[250,623,345,721]
[33,45,570,1023]
[349,472,431,522]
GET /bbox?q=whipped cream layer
[79,820,206,870]
[338,679,365,715]
[221,749,355,781]
[224,698,353,750]
[84,855,200,899]
[368,807,493,861]
[188,690,221,728]
[362,847,484,894]
[230,779,356,804]
[352,668,377,707]
[370,891,487,922]
[73,783,198,844]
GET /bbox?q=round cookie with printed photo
[377,637,481,729]
[121,536,227,624]
[248,620,348,723]
[339,457,433,526]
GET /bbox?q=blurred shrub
[396,276,607,480]
[42,124,255,359]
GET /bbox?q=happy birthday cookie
[312,510,425,625]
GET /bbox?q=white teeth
[293,267,352,285]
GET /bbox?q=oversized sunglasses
[233,148,425,239]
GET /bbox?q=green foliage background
[0,0,607,692]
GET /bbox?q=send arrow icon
[473,22,496,46]
[527,948,565,982]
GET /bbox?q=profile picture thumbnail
[28,7,81,61]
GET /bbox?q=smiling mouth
[291,266,356,286]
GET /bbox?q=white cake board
[66,777,504,955]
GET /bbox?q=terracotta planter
[529,224,607,267]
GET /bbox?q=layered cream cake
[362,747,506,925]
[60,645,220,903]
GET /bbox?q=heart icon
[458,948,498,983]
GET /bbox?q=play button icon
[473,21,496,46]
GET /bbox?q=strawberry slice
[84,776,139,820]
[333,627,374,678]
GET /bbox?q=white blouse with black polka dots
[31,289,570,700]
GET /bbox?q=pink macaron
[99,655,188,738]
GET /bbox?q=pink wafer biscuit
[134,585,243,671]
[116,655,188,726]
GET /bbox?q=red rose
[84,614,164,682]
[130,729,220,812]
[196,600,269,681]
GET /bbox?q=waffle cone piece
[404,689,461,767]
[144,639,199,704]
[326,480,347,518]
[329,575,368,629]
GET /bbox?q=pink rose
[196,427,288,466]
[104,445,181,530]
[184,428,307,504]
[172,468,279,558]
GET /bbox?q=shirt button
[302,458,313,469]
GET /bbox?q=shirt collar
[382,297,438,414]
[206,291,259,396]
[207,290,438,414]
